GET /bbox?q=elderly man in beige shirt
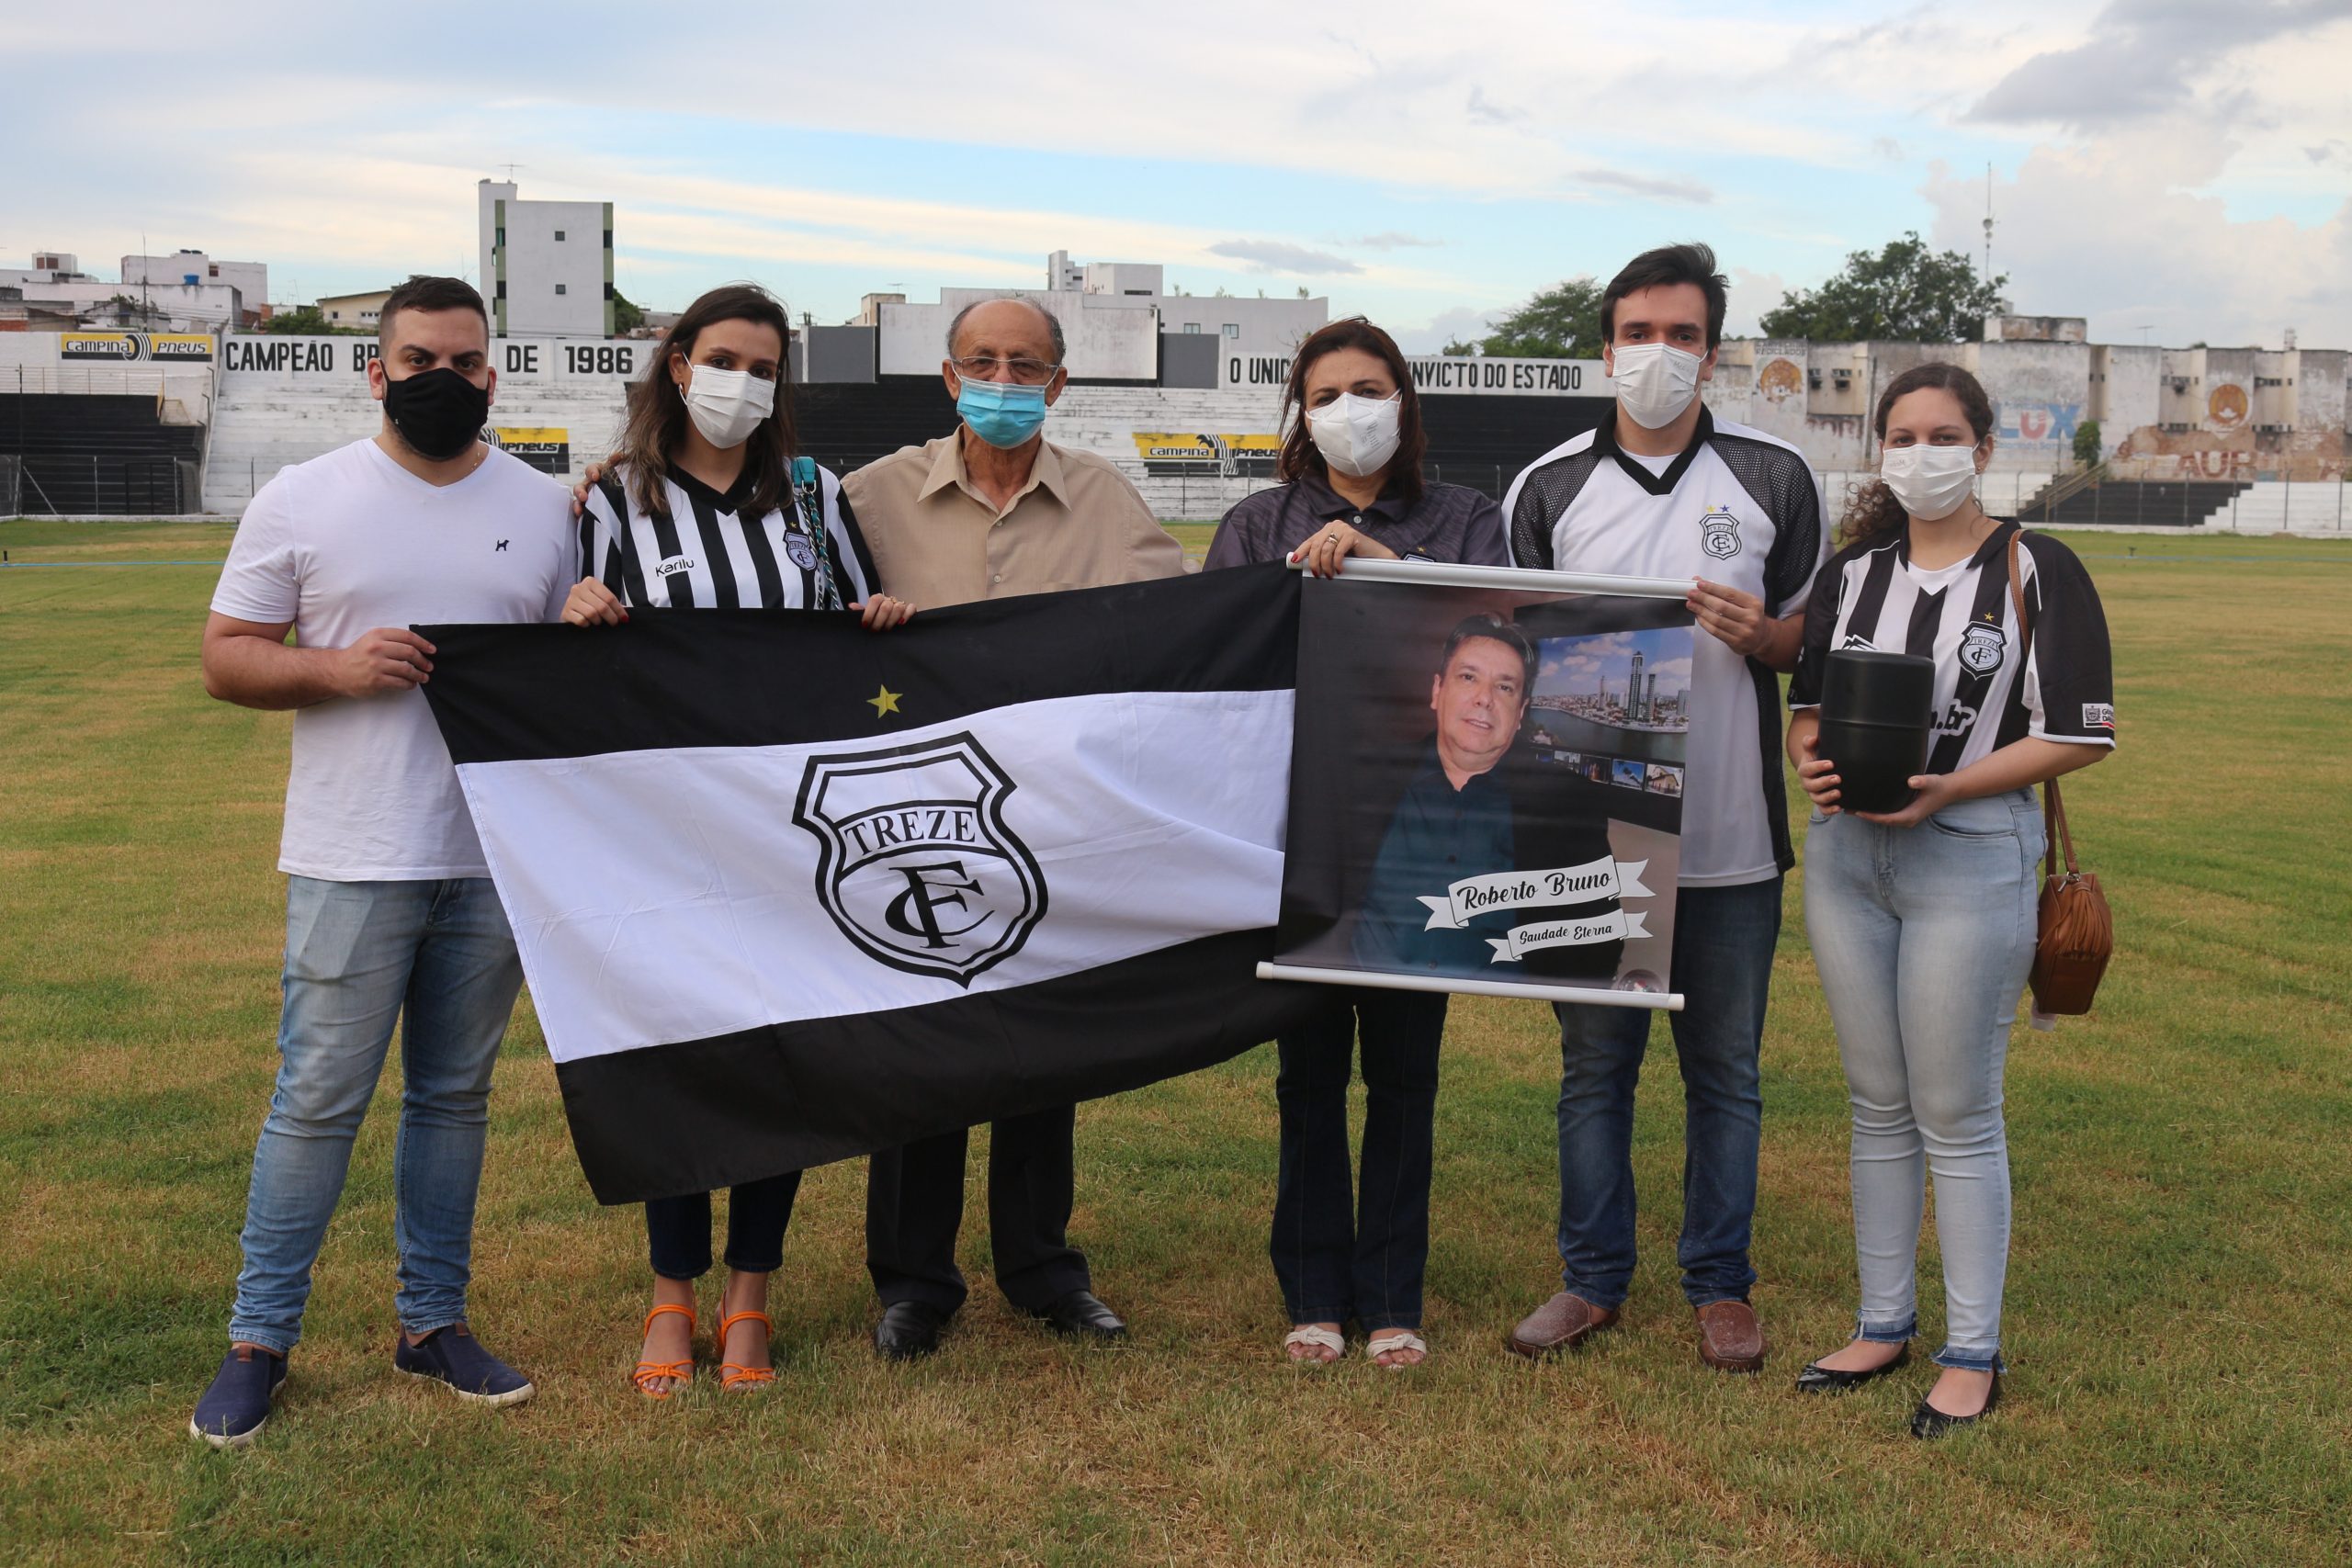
[847,295,1183,1362]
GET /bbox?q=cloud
[1206,240,1363,276]
[1922,145,2352,346]
[1724,269,1793,338]
[1966,0,2348,130]
[1391,304,1503,354]
[1871,135,1906,162]
[1466,85,1521,125]
[1572,167,1714,205]
[2308,139,2352,166]
[1352,231,1442,251]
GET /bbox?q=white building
[873,251,1327,386]
[477,179,614,338]
[121,250,269,327]
[316,288,395,330]
[0,251,246,333]
[0,252,96,288]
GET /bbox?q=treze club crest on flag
[793,734,1046,985]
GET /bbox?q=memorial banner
[1261,559,1697,1010]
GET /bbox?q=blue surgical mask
[956,378,1050,448]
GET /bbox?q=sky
[6,0,2348,352]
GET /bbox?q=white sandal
[1283,1325,1344,1363]
[1364,1331,1428,1369]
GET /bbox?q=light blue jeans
[1803,790,2042,1371]
[227,876,525,1353]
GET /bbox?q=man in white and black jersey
[1500,243,1826,1374]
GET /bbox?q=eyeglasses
[951,355,1061,384]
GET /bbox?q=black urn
[1817,650,1935,814]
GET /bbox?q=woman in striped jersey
[1784,363,2115,1438]
[562,284,913,1396]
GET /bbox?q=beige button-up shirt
[841,432,1183,609]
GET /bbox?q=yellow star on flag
[868,684,902,717]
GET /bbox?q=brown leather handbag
[2008,531,2113,1015]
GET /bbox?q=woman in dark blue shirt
[1206,318,1507,1369]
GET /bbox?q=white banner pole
[1256,961,1684,1012]
[1288,556,1696,600]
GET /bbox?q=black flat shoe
[873,1301,952,1362]
[1028,1289,1126,1340]
[1911,1368,2002,1438]
[1794,1343,1910,1393]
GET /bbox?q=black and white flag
[419,564,1319,1202]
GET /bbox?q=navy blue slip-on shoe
[189,1345,287,1450]
[393,1324,535,1407]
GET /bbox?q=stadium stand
[0,392,205,514]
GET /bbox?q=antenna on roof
[498,164,527,182]
[1981,164,1996,286]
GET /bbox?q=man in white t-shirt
[1499,243,1826,1375]
[189,277,576,1448]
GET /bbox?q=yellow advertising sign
[60,332,142,362]
[1131,432,1282,461]
[488,426,571,474]
[147,333,217,362]
[57,331,216,363]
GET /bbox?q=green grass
[2,521,2348,1565]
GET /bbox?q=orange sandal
[631,1303,696,1398]
[718,1309,776,1393]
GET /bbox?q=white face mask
[680,364,775,449]
[1305,391,1402,478]
[1609,343,1704,430]
[1879,443,1981,521]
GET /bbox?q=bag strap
[2007,528,2077,879]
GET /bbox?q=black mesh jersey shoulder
[1706,428,1823,611]
[1507,440,1604,570]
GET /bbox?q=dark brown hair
[616,283,797,521]
[1839,361,1996,548]
[1276,316,1427,503]
[1600,243,1726,348]
[1438,612,1534,692]
[377,275,487,347]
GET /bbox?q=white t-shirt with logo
[211,438,576,881]
[1504,410,1827,886]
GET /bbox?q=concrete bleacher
[204,377,629,514]
[0,391,206,513]
[2197,481,2350,534]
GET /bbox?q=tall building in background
[120,251,270,327]
[476,180,613,337]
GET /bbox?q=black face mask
[382,367,491,461]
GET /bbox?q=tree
[262,305,367,335]
[1440,338,1479,356]
[1480,277,1603,359]
[611,287,645,334]
[2073,418,2102,468]
[1758,232,2007,343]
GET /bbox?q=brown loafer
[1506,1291,1620,1359]
[1695,1300,1766,1372]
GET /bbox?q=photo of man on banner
[1272,570,1693,1010]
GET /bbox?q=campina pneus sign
[60,332,216,364]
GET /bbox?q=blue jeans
[1554,877,1781,1310]
[228,876,525,1354]
[1804,791,2042,1372]
[1269,989,1446,1331]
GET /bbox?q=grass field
[2,519,2347,1566]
